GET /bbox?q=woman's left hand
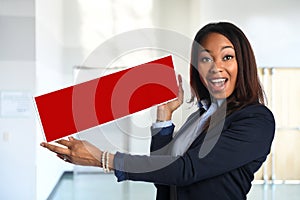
[156,74,184,121]
[40,136,102,167]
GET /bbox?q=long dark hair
[190,22,265,115]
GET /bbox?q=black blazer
[116,104,275,200]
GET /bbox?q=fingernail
[40,143,45,147]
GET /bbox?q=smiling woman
[190,22,265,114]
[41,22,275,200]
[197,33,238,99]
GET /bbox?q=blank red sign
[35,55,178,142]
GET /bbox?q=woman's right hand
[156,74,184,121]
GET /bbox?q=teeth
[211,78,226,83]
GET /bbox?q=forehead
[200,33,233,50]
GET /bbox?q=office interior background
[0,0,300,199]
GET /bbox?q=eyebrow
[221,46,234,51]
[199,45,234,53]
[199,49,211,53]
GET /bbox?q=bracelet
[102,151,107,172]
[106,152,110,173]
[101,151,111,173]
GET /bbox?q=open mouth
[208,78,228,92]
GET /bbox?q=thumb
[177,74,184,103]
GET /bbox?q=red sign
[35,55,178,142]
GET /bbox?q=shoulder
[228,104,275,122]
[224,104,276,136]
[223,104,275,142]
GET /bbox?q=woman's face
[197,33,238,99]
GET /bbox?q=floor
[48,172,300,200]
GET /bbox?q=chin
[210,91,228,99]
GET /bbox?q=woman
[41,22,275,200]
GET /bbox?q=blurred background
[0,0,300,199]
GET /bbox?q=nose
[209,61,223,74]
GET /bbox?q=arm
[150,124,175,153]
[149,74,183,153]
[40,105,274,187]
[40,75,184,171]
[113,104,275,186]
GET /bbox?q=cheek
[199,74,207,87]
[197,68,208,86]
[229,66,238,89]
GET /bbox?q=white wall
[0,0,36,199]
[19,0,300,199]
[36,0,156,198]
[152,0,201,39]
[150,0,300,68]
[35,0,74,199]
[198,0,300,67]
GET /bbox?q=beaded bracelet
[102,151,111,173]
[106,152,110,173]
[102,151,107,172]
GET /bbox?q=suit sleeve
[150,124,175,153]
[114,124,175,182]
[113,105,275,187]
[150,123,175,197]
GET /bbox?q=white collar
[198,98,225,110]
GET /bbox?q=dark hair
[190,22,265,113]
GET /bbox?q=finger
[56,154,64,159]
[178,74,182,86]
[68,136,75,141]
[177,74,184,103]
[177,75,184,93]
[56,139,72,148]
[57,154,72,164]
[41,142,70,155]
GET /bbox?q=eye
[199,57,213,63]
[223,55,234,61]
